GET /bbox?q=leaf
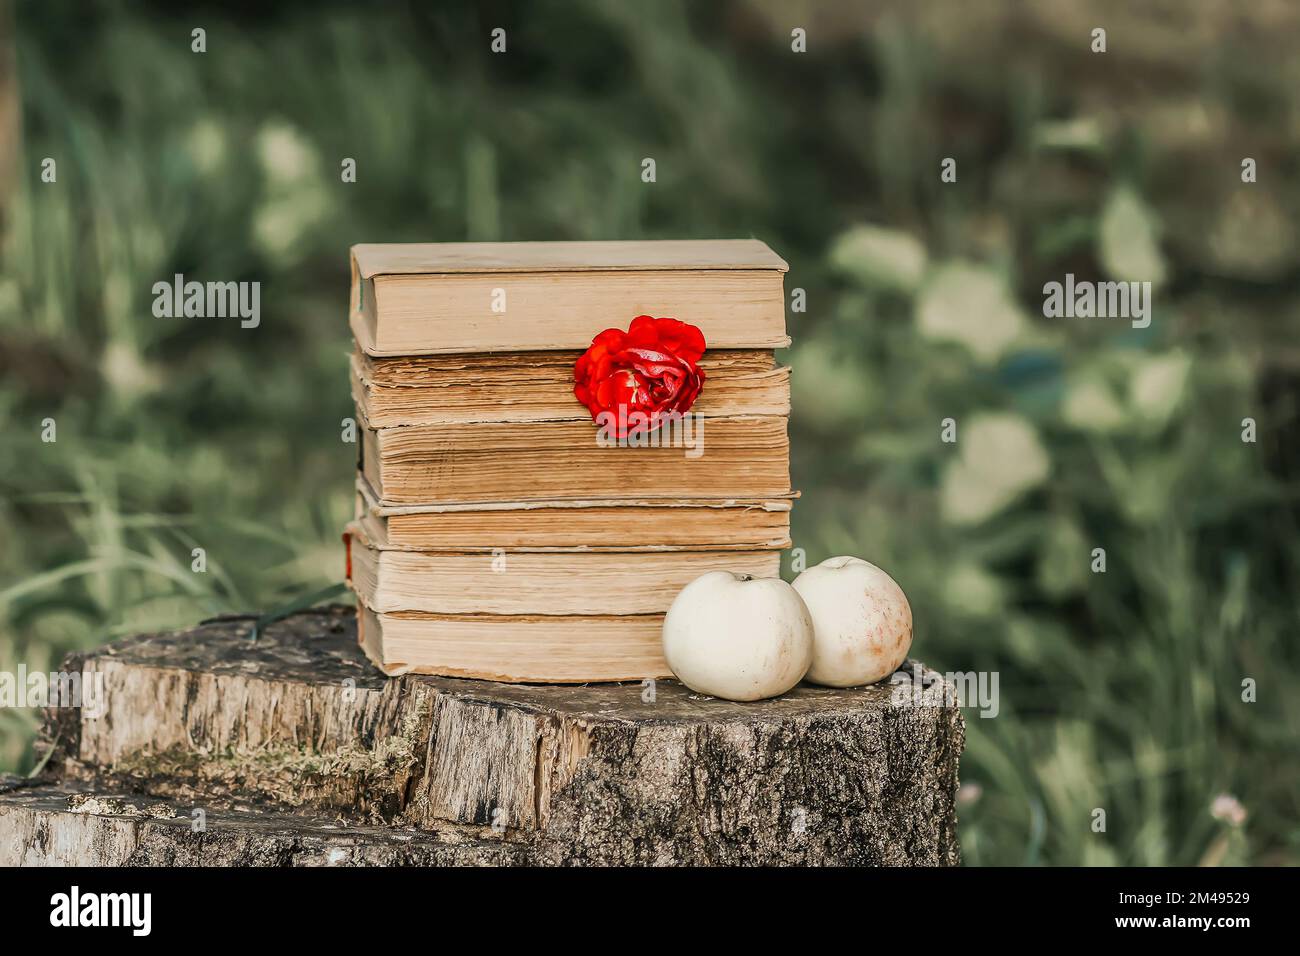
[249,582,350,642]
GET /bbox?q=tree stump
[4,606,964,865]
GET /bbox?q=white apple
[661,571,813,702]
[792,556,912,687]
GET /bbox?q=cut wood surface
[0,778,521,867]
[16,607,965,865]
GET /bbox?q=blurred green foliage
[1,0,1297,865]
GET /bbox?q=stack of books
[345,240,794,682]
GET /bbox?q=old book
[349,239,789,356]
[346,523,781,614]
[354,478,792,551]
[351,348,791,426]
[356,601,670,682]
[360,414,791,506]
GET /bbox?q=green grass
[1,0,1298,864]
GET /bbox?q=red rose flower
[573,315,706,438]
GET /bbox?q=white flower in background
[1207,189,1295,280]
[916,262,1026,363]
[256,121,318,184]
[1098,185,1167,289]
[941,412,1050,524]
[185,119,227,175]
[1062,376,1127,432]
[829,224,928,294]
[1129,350,1191,424]
[101,340,160,396]
[252,120,330,262]
[1210,793,1247,827]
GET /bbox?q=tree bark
[8,606,964,865]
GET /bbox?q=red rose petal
[572,315,708,430]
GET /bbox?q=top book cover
[350,239,790,356]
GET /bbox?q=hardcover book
[359,414,791,506]
[356,603,670,682]
[354,479,793,551]
[346,522,781,615]
[349,239,789,355]
[351,348,790,426]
